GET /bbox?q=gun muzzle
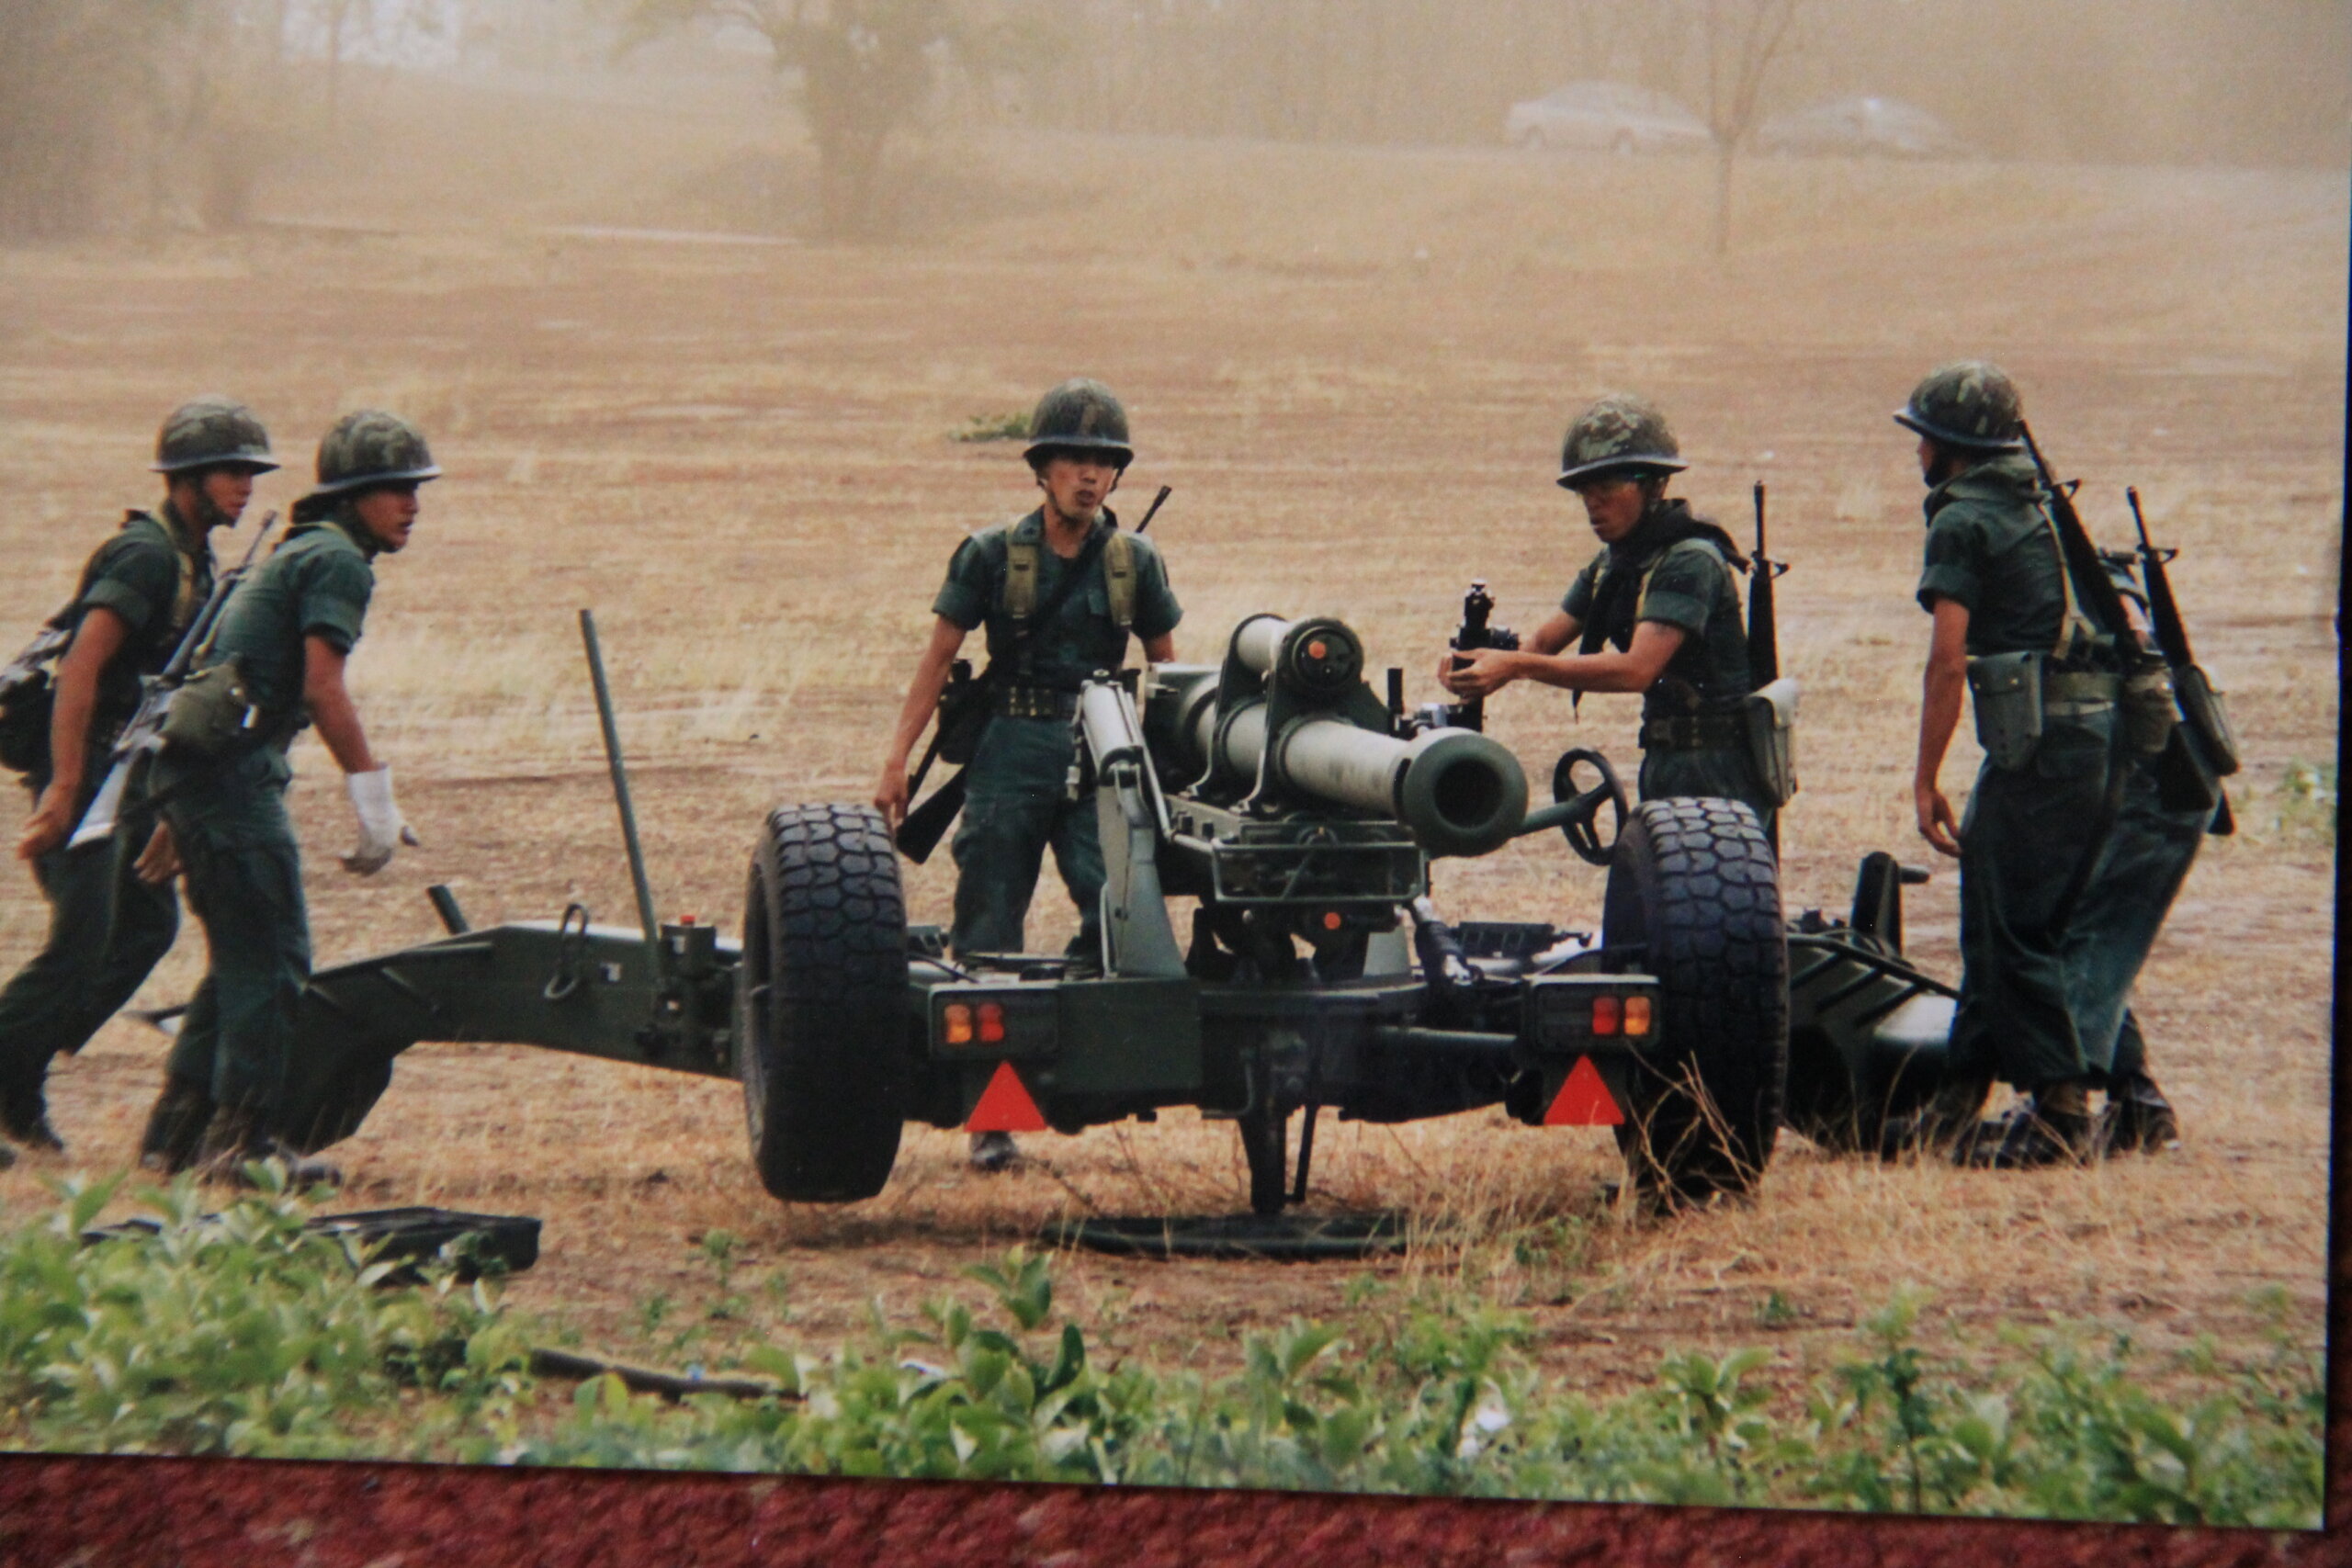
[1208,704,1527,857]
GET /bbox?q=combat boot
[2098,1073,2182,1156]
[192,1105,344,1190]
[138,1077,218,1177]
[0,1077,64,1155]
[1959,1080,2094,1169]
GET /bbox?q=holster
[159,660,260,760]
[1743,676,1801,807]
[934,660,989,766]
[1965,650,2044,771]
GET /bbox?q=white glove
[341,765,421,874]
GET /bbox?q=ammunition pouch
[1965,651,2044,770]
[158,660,261,760]
[2154,724,2222,815]
[935,660,989,765]
[1638,710,1748,752]
[2171,662,2239,776]
[2120,662,2178,757]
[1742,677,1800,807]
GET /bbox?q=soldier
[2007,557,2205,1156]
[1899,361,2125,1168]
[0,399,277,1160]
[1439,394,1778,836]
[136,411,434,1183]
[874,379,1182,1171]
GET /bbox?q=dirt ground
[0,129,2339,1435]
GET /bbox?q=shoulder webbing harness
[1575,506,1746,713]
[1002,528,1136,630]
[2032,500,2101,664]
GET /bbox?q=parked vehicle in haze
[1751,96,1972,159]
[1505,81,1712,154]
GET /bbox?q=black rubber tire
[738,803,909,1201]
[1603,797,1789,1205]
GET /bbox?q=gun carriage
[186,599,1967,1216]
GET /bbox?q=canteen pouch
[2172,663,2239,776]
[935,660,989,766]
[159,660,258,760]
[2120,663,2178,756]
[1965,650,2043,771]
[1743,676,1800,807]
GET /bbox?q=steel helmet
[308,410,441,499]
[152,396,278,475]
[1023,378,1134,470]
[1894,361,2024,453]
[1556,394,1688,489]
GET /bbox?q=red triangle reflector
[1544,1055,1624,1127]
[966,1061,1047,1133]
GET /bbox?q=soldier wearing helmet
[0,398,278,1160]
[1438,394,1775,835]
[1898,360,2126,1168]
[875,379,1182,1171]
[134,410,438,1185]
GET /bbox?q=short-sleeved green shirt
[932,507,1182,691]
[1914,455,2070,657]
[1561,521,1752,718]
[201,513,377,739]
[67,506,216,727]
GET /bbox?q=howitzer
[68,511,281,847]
[163,608,1974,1216]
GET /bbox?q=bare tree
[1692,0,1804,253]
[628,0,959,237]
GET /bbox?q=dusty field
[0,131,2339,1437]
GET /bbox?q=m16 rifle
[69,511,280,848]
[2127,486,2238,830]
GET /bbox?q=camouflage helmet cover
[1556,393,1688,489]
[1895,360,2023,453]
[152,396,278,475]
[309,409,441,500]
[1023,378,1135,469]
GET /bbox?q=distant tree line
[2,0,2341,241]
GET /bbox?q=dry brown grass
[0,123,2336,1430]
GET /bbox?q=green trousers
[2062,746,2215,1080]
[0,793,180,1089]
[950,716,1103,960]
[1639,743,1778,844]
[1951,708,2119,1089]
[161,750,311,1117]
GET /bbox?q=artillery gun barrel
[1200,690,1527,858]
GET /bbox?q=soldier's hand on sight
[15,785,75,863]
[1438,648,1515,700]
[1915,782,1962,859]
[875,762,910,831]
[341,765,421,875]
[133,821,181,886]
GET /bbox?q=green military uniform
[932,507,1181,957]
[155,512,376,1122]
[0,507,212,1122]
[1560,499,1774,832]
[1917,453,2121,1092]
[2064,750,2212,1074]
